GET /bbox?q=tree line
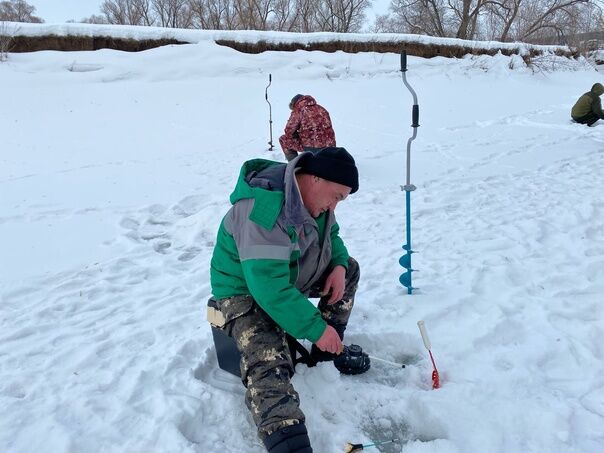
[0,0,42,22]
[375,0,603,44]
[1,0,602,44]
[88,0,373,33]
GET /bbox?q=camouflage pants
[216,257,360,437]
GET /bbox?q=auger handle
[400,51,407,72]
[417,320,431,350]
[412,104,419,128]
[265,74,272,100]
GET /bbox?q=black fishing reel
[334,344,371,375]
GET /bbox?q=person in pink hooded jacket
[279,94,336,161]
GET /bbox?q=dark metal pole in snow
[399,51,419,294]
[265,73,274,151]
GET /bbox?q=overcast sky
[29,0,102,23]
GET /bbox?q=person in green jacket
[571,83,604,126]
[210,147,368,452]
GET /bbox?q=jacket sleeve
[241,259,326,342]
[279,110,303,152]
[329,221,350,269]
[592,96,604,118]
[231,203,327,342]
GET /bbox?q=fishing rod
[368,354,406,369]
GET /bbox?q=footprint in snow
[153,241,171,254]
[178,247,201,262]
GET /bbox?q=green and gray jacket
[210,155,350,343]
[572,83,604,120]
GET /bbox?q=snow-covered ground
[1,38,603,453]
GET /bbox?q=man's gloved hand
[315,325,343,354]
[284,150,298,162]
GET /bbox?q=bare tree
[376,0,501,39]
[0,20,19,61]
[295,0,322,32]
[188,0,210,27]
[482,0,596,43]
[271,0,299,30]
[450,0,493,39]
[101,0,147,25]
[341,0,373,32]
[134,0,155,25]
[153,0,193,27]
[377,0,597,44]
[231,0,273,30]
[0,0,42,22]
[375,0,450,36]
[315,0,372,32]
[482,0,521,41]
[80,14,110,24]
[188,0,240,29]
[93,0,372,31]
[514,0,591,42]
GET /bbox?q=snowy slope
[1,39,603,453]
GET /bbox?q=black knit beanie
[289,94,303,109]
[299,147,359,194]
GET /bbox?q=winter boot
[263,423,313,453]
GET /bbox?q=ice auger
[399,50,419,294]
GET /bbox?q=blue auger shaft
[265,73,274,150]
[399,50,419,294]
[364,438,398,448]
[345,438,400,452]
[406,188,412,249]
[403,189,413,294]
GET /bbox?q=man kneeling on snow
[571,82,604,126]
[209,147,369,452]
